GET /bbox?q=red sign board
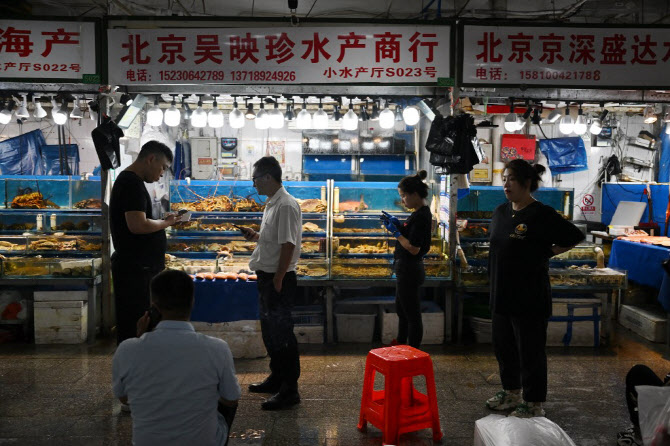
[501,134,536,161]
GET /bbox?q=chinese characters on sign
[0,20,97,80]
[462,25,670,87]
[107,26,451,85]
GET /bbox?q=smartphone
[147,306,161,331]
[232,224,249,234]
[177,209,188,216]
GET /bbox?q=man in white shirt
[112,269,241,445]
[240,156,302,410]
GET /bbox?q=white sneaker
[508,401,545,418]
[121,403,131,413]
[485,390,521,410]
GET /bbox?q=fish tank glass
[71,179,102,210]
[5,176,70,209]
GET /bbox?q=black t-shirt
[110,170,166,269]
[488,201,585,318]
[394,205,433,262]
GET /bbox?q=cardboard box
[471,143,493,183]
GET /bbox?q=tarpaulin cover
[609,239,669,289]
[41,144,79,176]
[659,124,670,183]
[190,279,259,322]
[0,129,46,175]
[602,183,668,235]
[539,137,588,175]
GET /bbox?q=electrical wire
[305,0,319,18]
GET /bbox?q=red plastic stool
[357,345,443,445]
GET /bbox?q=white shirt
[112,321,241,446]
[249,186,302,273]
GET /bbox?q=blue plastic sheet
[609,239,669,289]
[539,137,588,175]
[602,183,668,235]
[659,124,670,183]
[0,129,46,175]
[41,144,79,176]
[190,279,259,322]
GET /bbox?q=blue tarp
[41,144,80,176]
[190,279,259,322]
[602,183,668,235]
[539,137,588,175]
[0,129,46,175]
[609,239,669,289]
[659,124,670,183]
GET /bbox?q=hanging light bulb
[395,105,404,122]
[559,107,574,134]
[313,98,329,129]
[663,108,670,123]
[342,99,358,131]
[402,105,420,126]
[269,99,284,129]
[359,101,370,121]
[68,95,83,119]
[0,101,12,125]
[16,93,29,118]
[284,99,295,122]
[181,98,192,121]
[255,100,269,129]
[245,100,256,120]
[379,101,395,129]
[332,99,342,121]
[643,105,657,124]
[164,95,181,127]
[52,98,67,125]
[146,96,163,126]
[229,98,245,129]
[208,96,224,128]
[190,96,207,128]
[370,101,380,120]
[504,101,519,132]
[573,106,587,135]
[296,97,312,129]
[589,109,608,135]
[33,97,47,119]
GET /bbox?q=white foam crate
[619,304,667,343]
[34,300,87,344]
[336,313,376,343]
[381,310,444,344]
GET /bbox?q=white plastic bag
[474,414,576,446]
[637,385,670,446]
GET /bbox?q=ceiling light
[395,105,404,122]
[531,108,542,125]
[146,96,163,126]
[342,99,358,131]
[255,100,269,129]
[559,107,574,134]
[643,106,657,124]
[402,105,420,126]
[543,108,562,124]
[504,101,519,132]
[296,98,312,129]
[51,99,67,125]
[332,99,342,121]
[589,109,608,135]
[33,98,47,119]
[359,101,370,121]
[573,105,587,135]
[284,100,295,122]
[0,101,13,125]
[370,101,380,120]
[229,98,245,129]
[208,96,224,128]
[245,100,256,120]
[313,98,329,129]
[269,99,284,129]
[70,95,83,119]
[379,102,395,129]
[16,93,29,118]
[182,99,192,120]
[87,99,99,121]
[190,96,207,128]
[120,93,133,106]
[164,95,181,127]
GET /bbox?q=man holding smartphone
[238,156,302,411]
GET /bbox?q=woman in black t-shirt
[381,170,433,348]
[486,159,584,418]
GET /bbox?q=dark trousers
[256,270,300,393]
[112,259,162,345]
[626,364,664,430]
[395,260,425,348]
[492,313,548,402]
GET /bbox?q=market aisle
[0,326,667,446]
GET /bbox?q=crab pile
[297,199,327,213]
[172,195,264,213]
[11,192,60,209]
[74,198,102,209]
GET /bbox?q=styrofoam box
[469,316,492,344]
[336,313,376,343]
[619,304,667,343]
[34,300,87,344]
[33,291,88,302]
[547,298,601,347]
[381,309,444,344]
[192,321,267,358]
[294,325,324,344]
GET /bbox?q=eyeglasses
[252,172,267,182]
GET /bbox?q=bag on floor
[637,385,670,446]
[474,414,576,446]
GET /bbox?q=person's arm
[547,207,585,257]
[240,227,260,242]
[125,210,178,234]
[273,242,295,292]
[396,236,420,255]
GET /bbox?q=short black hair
[398,170,429,198]
[504,159,546,192]
[150,269,194,315]
[253,156,282,183]
[137,140,173,163]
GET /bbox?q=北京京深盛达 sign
[461,24,670,89]
[107,26,451,85]
[0,20,98,80]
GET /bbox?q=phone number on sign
[159,71,226,81]
[519,70,601,81]
[230,71,297,82]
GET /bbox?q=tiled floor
[0,326,668,446]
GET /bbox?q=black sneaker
[248,378,281,394]
[261,391,301,410]
[617,427,642,446]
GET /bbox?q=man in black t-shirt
[110,141,180,345]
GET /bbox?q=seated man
[112,269,241,446]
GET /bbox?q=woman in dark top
[486,159,584,418]
[381,170,433,348]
